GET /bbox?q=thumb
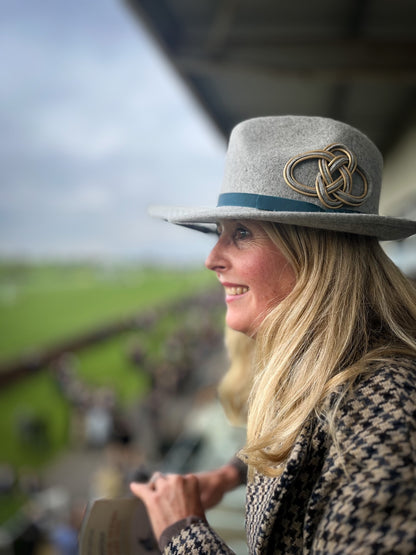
[130,481,149,501]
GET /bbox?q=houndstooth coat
[162,357,416,554]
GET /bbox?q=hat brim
[149,205,416,241]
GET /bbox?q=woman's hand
[130,463,244,540]
[195,463,243,509]
[130,472,206,541]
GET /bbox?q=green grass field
[0,261,222,523]
[0,261,217,361]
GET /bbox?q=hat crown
[221,116,383,215]
[149,114,416,241]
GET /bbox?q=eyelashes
[215,222,253,242]
[234,227,250,240]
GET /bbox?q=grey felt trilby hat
[149,115,416,240]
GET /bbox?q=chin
[226,319,253,337]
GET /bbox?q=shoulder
[313,357,416,554]
[334,356,416,469]
[345,355,416,415]
[358,355,416,389]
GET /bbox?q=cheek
[246,259,275,296]
[261,259,295,301]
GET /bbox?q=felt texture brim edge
[148,205,416,241]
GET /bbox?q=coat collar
[246,417,317,553]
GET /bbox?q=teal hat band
[217,192,355,214]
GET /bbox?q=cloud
[0,0,226,263]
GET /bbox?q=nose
[205,237,227,273]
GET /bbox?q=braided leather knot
[283,143,368,210]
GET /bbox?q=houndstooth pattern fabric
[163,357,416,554]
[163,520,234,554]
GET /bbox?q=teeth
[225,286,249,295]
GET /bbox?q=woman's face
[205,220,296,336]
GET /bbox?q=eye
[233,225,251,241]
[215,223,223,236]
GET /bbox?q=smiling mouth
[224,286,249,296]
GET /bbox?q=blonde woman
[131,116,416,554]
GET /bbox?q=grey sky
[0,0,226,264]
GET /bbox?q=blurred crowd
[0,290,225,554]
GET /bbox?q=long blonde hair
[240,223,416,477]
[218,327,255,426]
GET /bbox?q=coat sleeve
[312,362,416,554]
[160,518,236,554]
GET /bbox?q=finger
[149,471,166,483]
[130,481,149,499]
[130,471,167,499]
[148,471,167,490]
